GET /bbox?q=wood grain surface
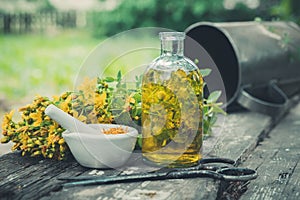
[2,101,300,200]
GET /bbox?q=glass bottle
[142,32,203,167]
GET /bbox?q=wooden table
[1,100,300,200]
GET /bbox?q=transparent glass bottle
[142,32,203,167]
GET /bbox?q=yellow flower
[33,95,45,105]
[29,112,43,127]
[87,110,98,124]
[16,126,29,134]
[94,92,107,109]
[19,104,31,112]
[19,132,30,150]
[72,110,87,122]
[21,112,30,121]
[78,115,87,122]
[47,133,60,146]
[58,138,65,145]
[77,77,97,99]
[12,143,20,151]
[2,110,14,130]
[58,94,72,113]
[39,127,49,137]
[59,145,65,153]
[52,95,60,103]
[1,136,9,143]
[48,124,57,134]
[125,94,136,105]
[97,114,113,124]
[61,92,69,99]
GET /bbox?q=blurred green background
[0,0,299,110]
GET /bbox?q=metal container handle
[237,82,289,116]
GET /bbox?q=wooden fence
[0,11,88,34]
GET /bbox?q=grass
[0,29,160,107]
[0,29,100,104]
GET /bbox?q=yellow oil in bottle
[142,68,203,167]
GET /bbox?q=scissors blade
[61,170,226,188]
[62,171,169,187]
[60,157,243,187]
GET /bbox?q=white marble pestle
[45,104,99,134]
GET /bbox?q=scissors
[60,157,257,188]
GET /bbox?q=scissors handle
[217,167,257,181]
[166,169,224,180]
[166,168,257,182]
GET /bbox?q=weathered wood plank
[38,111,271,200]
[205,112,271,161]
[0,153,86,200]
[0,112,270,199]
[284,155,300,199]
[240,103,300,200]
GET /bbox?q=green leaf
[117,71,122,82]
[133,93,141,102]
[200,68,212,77]
[137,134,143,148]
[212,105,227,115]
[104,77,115,82]
[203,105,209,116]
[136,107,142,116]
[209,114,218,125]
[205,107,214,116]
[207,91,222,103]
[203,118,211,136]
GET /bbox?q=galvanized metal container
[185,21,300,116]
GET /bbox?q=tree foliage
[91,0,300,38]
[92,0,223,37]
